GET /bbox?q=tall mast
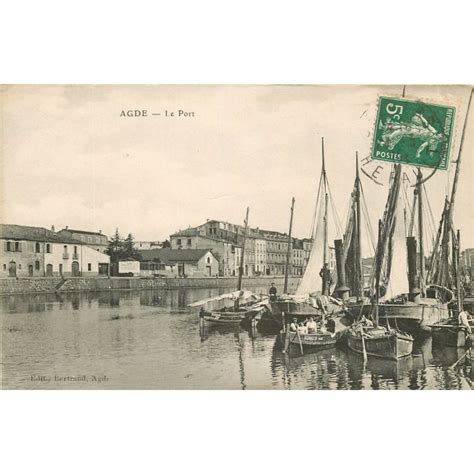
[283,197,295,294]
[237,207,249,291]
[447,89,472,227]
[354,152,363,298]
[437,89,472,287]
[455,229,463,311]
[417,168,425,295]
[321,137,330,296]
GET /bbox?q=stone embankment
[0,276,301,295]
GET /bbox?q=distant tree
[123,233,140,260]
[106,228,124,263]
[161,239,171,248]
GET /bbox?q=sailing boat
[189,207,263,325]
[274,138,346,319]
[428,90,474,346]
[346,161,450,335]
[347,164,414,360]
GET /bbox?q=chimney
[99,230,102,234]
[51,225,55,232]
[65,226,68,230]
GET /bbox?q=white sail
[296,190,328,295]
[382,184,408,300]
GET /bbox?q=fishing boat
[345,162,449,335]
[189,207,262,326]
[430,230,473,347]
[253,138,349,333]
[347,325,413,360]
[287,330,337,353]
[345,159,414,359]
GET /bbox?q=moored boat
[346,326,413,360]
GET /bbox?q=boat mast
[417,168,425,295]
[455,229,463,311]
[237,207,249,291]
[438,89,472,287]
[321,138,330,295]
[283,197,295,294]
[354,152,363,299]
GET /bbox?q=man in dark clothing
[269,283,278,302]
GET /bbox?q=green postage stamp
[372,96,455,170]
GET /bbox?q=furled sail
[343,176,363,299]
[372,165,409,301]
[382,182,408,300]
[296,188,328,295]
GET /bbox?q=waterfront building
[170,228,239,276]
[138,248,219,277]
[292,239,304,276]
[56,227,109,253]
[135,241,163,250]
[0,224,110,277]
[259,229,289,276]
[171,219,314,278]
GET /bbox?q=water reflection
[1,288,472,390]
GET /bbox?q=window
[74,245,78,254]
[35,242,40,253]
[46,243,51,253]
[207,257,211,264]
[6,241,11,251]
[187,239,192,246]
[14,242,20,252]
[3,264,6,270]
[177,239,182,245]
[35,261,40,270]
[64,245,67,252]
[88,263,92,271]
[19,264,22,270]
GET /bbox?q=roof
[0,224,83,244]
[171,227,204,237]
[139,248,217,264]
[58,228,107,238]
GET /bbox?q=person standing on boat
[458,310,472,334]
[269,282,278,302]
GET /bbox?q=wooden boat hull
[288,331,337,350]
[347,300,449,335]
[202,310,249,325]
[431,320,473,347]
[347,330,413,360]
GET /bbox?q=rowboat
[202,310,249,325]
[346,326,414,360]
[287,330,337,352]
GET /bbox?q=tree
[161,239,171,248]
[106,228,124,263]
[124,233,140,260]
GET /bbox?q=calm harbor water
[1,287,472,390]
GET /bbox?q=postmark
[371,96,455,170]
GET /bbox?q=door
[207,265,212,276]
[28,265,34,276]
[8,261,16,277]
[71,261,80,277]
[46,264,53,277]
[178,263,185,277]
[98,263,109,276]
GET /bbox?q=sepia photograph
[1,84,473,390]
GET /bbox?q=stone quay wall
[0,275,301,295]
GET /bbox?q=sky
[1,84,472,254]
